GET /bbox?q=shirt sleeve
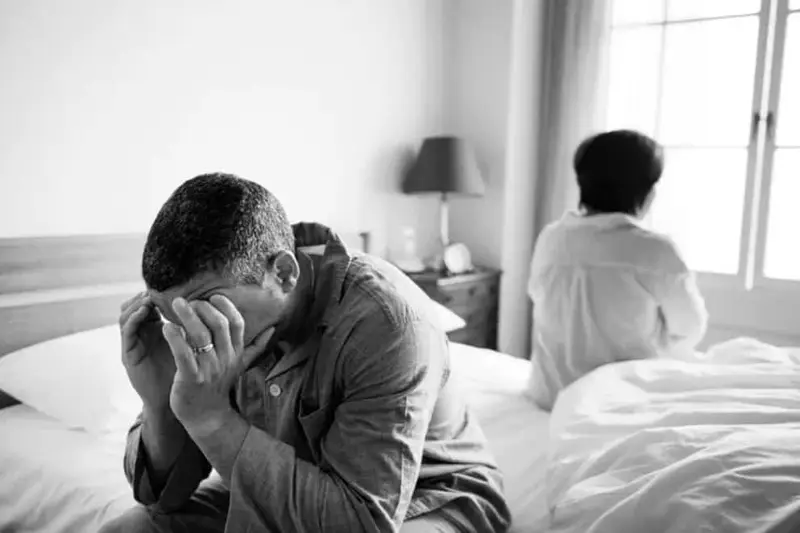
[226,317,447,533]
[658,271,709,350]
[123,413,212,512]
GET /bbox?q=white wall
[497,0,547,359]
[442,0,514,271]
[443,0,544,357]
[699,282,800,349]
[0,0,446,258]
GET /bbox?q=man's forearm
[140,404,189,493]
[181,406,249,485]
[184,412,385,533]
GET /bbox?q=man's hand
[120,292,176,411]
[162,295,273,431]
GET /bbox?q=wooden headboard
[0,229,371,359]
[0,234,146,358]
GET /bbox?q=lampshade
[402,136,485,196]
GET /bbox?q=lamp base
[433,192,450,273]
[428,251,447,274]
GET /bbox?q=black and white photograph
[2,1,800,532]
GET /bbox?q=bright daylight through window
[607,0,800,284]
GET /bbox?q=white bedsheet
[0,343,548,533]
[450,344,551,532]
[0,405,135,533]
[544,338,800,533]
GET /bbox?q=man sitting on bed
[527,130,709,411]
[100,173,510,533]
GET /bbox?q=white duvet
[545,338,800,533]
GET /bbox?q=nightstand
[408,268,501,349]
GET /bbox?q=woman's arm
[659,272,709,350]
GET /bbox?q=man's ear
[269,251,300,293]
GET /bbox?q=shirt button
[268,384,282,397]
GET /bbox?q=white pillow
[0,326,141,435]
[430,300,467,332]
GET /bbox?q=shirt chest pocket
[297,401,334,466]
[296,342,342,466]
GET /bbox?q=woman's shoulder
[530,212,689,275]
[626,226,690,275]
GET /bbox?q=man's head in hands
[142,173,301,350]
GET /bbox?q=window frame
[752,0,800,292]
[607,0,800,344]
[609,0,770,283]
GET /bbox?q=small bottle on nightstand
[393,227,426,274]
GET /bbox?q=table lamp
[402,136,485,273]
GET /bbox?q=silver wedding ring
[193,342,215,355]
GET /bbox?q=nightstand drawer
[408,268,502,350]
[452,304,496,331]
[436,278,499,308]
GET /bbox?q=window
[607,0,800,286]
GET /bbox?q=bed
[0,233,550,533]
[544,339,800,533]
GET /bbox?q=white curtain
[498,0,612,359]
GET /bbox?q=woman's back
[527,211,705,410]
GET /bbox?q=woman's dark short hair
[574,130,664,215]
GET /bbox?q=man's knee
[98,506,162,533]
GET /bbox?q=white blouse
[527,211,708,410]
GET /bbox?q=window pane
[667,0,761,20]
[764,149,800,280]
[660,17,759,146]
[606,27,662,136]
[613,0,664,25]
[776,14,800,145]
[650,148,747,274]
[792,0,800,11]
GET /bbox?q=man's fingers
[242,327,275,369]
[172,298,213,349]
[207,295,246,355]
[141,303,163,324]
[206,294,267,369]
[120,291,146,314]
[192,301,235,362]
[120,305,151,364]
[119,295,155,356]
[118,293,148,329]
[162,323,199,377]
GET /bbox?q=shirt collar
[251,223,349,369]
[292,222,352,330]
[562,210,645,230]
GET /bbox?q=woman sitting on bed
[527,129,708,410]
